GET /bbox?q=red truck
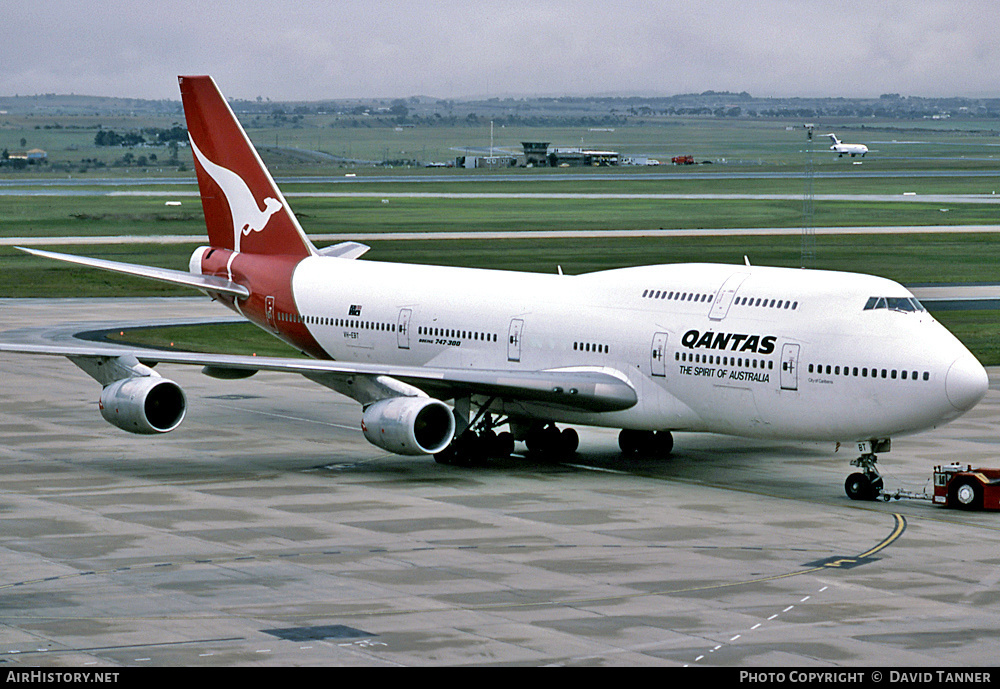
[933,464,1000,511]
[671,155,695,165]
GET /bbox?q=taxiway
[1,298,999,667]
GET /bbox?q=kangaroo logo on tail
[189,137,282,252]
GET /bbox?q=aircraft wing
[0,341,637,413]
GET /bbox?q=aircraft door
[508,318,524,362]
[780,343,800,391]
[265,295,277,331]
[709,272,749,321]
[651,332,668,377]
[397,308,412,349]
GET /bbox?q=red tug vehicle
[857,461,1000,511]
[932,464,1000,511]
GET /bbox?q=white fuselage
[831,142,869,156]
[284,258,986,443]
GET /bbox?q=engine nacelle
[99,377,187,435]
[362,397,455,455]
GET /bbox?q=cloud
[3,0,999,100]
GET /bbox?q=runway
[2,298,1000,667]
[4,225,1000,248]
[3,168,1000,189]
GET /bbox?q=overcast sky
[4,0,999,101]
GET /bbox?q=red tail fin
[178,75,315,257]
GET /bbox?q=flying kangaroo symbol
[190,137,282,252]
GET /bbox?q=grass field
[4,107,1000,175]
[2,114,999,361]
[5,230,999,363]
[2,187,1000,242]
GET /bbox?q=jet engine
[99,376,187,434]
[362,396,456,455]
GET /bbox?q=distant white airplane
[828,133,869,157]
[0,76,988,505]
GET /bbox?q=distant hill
[3,90,1000,122]
[0,93,181,116]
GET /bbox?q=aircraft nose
[945,355,989,412]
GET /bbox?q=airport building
[521,142,550,166]
[454,154,518,169]
[548,147,619,166]
[521,142,619,167]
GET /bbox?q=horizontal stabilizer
[316,241,371,259]
[16,247,250,299]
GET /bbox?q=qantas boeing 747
[0,76,989,501]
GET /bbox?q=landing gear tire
[434,445,457,465]
[435,430,499,467]
[560,428,579,455]
[846,473,873,501]
[619,429,673,457]
[654,430,674,456]
[525,423,578,460]
[494,431,515,459]
[845,471,884,501]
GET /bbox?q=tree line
[94,126,187,147]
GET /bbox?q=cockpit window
[887,297,915,312]
[864,296,925,313]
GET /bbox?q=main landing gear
[434,420,578,467]
[524,423,579,458]
[433,397,514,467]
[844,439,890,501]
[433,396,676,467]
[434,426,515,467]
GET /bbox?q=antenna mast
[802,124,816,267]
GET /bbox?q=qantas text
[682,329,777,355]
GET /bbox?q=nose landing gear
[845,439,890,501]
